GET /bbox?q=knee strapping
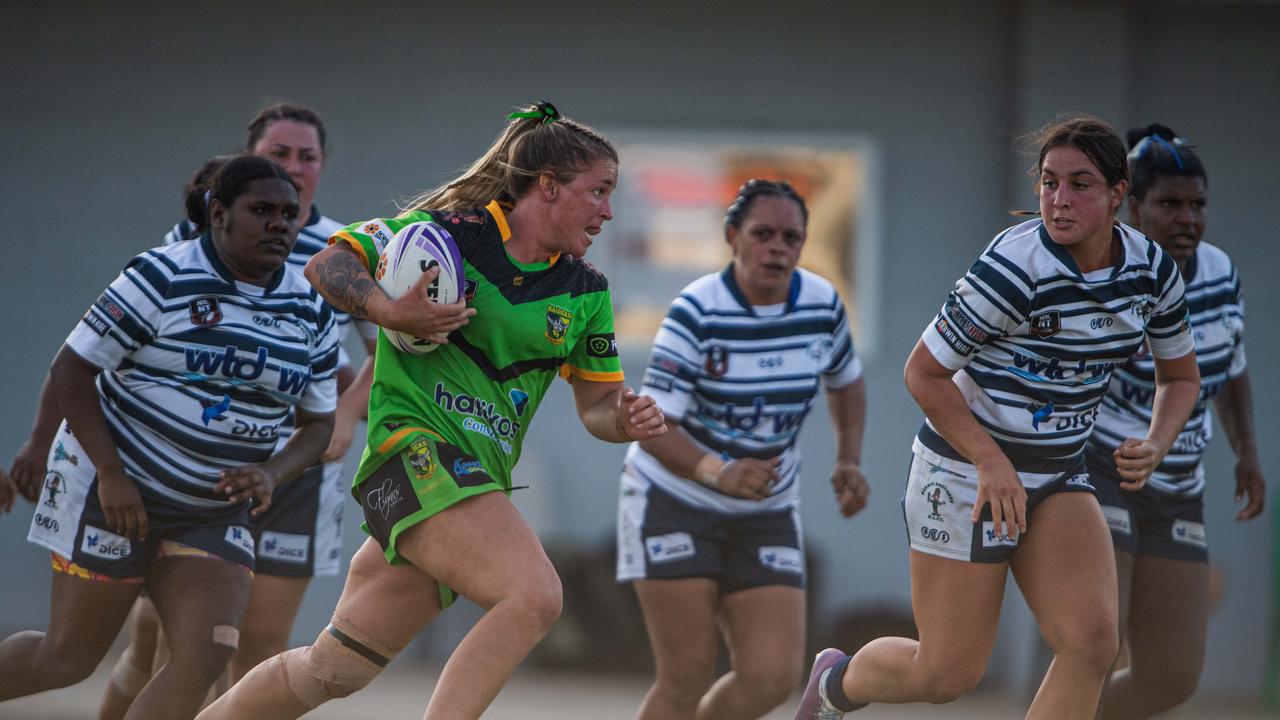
[280,622,396,708]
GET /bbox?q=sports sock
[821,655,865,712]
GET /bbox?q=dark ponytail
[183,154,236,230]
[1126,123,1206,200]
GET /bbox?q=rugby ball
[374,221,465,354]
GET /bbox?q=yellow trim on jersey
[377,425,446,455]
[485,200,512,241]
[486,199,561,267]
[332,230,378,271]
[559,365,625,383]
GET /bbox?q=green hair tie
[507,101,560,125]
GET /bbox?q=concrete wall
[1,0,1276,701]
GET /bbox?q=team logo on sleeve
[361,221,395,249]
[705,345,730,379]
[406,437,436,480]
[1029,310,1061,339]
[463,279,478,304]
[189,297,223,326]
[1129,296,1155,324]
[586,333,618,358]
[545,304,573,345]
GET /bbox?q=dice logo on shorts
[82,525,131,560]
[646,532,696,564]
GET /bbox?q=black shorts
[251,462,346,577]
[29,473,255,580]
[1087,449,1208,562]
[616,469,805,593]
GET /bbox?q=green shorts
[353,424,505,609]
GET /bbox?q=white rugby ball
[374,221,465,355]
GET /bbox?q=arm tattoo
[314,250,379,319]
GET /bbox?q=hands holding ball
[376,221,475,352]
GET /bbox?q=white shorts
[903,440,1095,563]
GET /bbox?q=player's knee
[1051,615,1119,675]
[279,623,396,708]
[921,666,983,704]
[511,580,563,637]
[40,635,108,688]
[735,665,796,710]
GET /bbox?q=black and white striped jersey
[1089,241,1245,496]
[919,219,1194,475]
[625,266,862,514]
[164,206,352,339]
[67,235,338,514]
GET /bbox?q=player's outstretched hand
[717,457,781,501]
[98,468,149,540]
[217,465,278,517]
[11,436,50,503]
[831,461,870,518]
[618,387,666,441]
[380,265,475,344]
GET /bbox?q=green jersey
[334,201,624,491]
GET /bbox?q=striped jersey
[66,235,339,514]
[919,219,1194,476]
[1089,241,1245,496]
[165,206,353,340]
[625,266,863,515]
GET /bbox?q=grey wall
[2,0,1276,702]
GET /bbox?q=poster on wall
[592,131,880,357]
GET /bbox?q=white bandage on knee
[279,622,396,708]
[212,625,240,649]
[109,653,150,696]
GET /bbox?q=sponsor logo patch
[189,297,223,326]
[225,526,255,556]
[1172,519,1207,548]
[586,333,618,358]
[933,317,975,356]
[758,546,803,574]
[1101,505,1132,535]
[95,294,126,322]
[452,458,485,477]
[981,521,1019,548]
[83,310,110,336]
[1029,310,1061,339]
[259,531,309,564]
[82,525,131,560]
[943,300,990,344]
[645,532,696,564]
[920,481,954,521]
[365,477,404,520]
[1064,473,1094,490]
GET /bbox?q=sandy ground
[1,657,1270,720]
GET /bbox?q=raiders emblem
[189,297,222,326]
[705,345,730,378]
[545,304,573,345]
[1029,310,1060,339]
